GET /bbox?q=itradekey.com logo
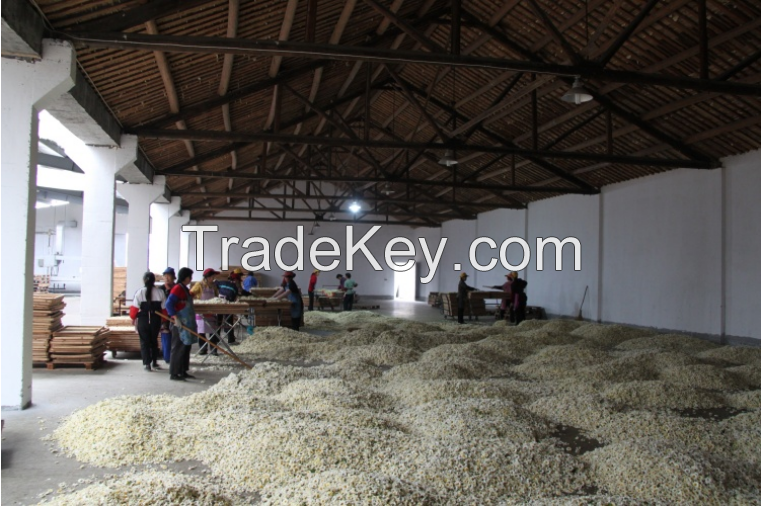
[182,225,582,283]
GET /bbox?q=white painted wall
[723,151,761,338]
[474,208,528,290]
[413,226,443,296]
[601,169,723,334]
[424,151,760,340]
[527,195,600,321]
[437,219,477,293]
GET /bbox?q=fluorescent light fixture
[348,201,361,214]
[561,77,593,104]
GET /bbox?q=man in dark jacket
[457,272,475,324]
[511,275,528,325]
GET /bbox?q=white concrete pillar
[79,139,139,325]
[167,210,190,271]
[117,177,167,297]
[179,220,194,269]
[52,121,140,325]
[149,196,181,273]
[1,40,76,409]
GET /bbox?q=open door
[394,263,417,301]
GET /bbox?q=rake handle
[154,312,253,370]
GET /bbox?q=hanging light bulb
[438,149,458,167]
[328,212,336,221]
[382,182,394,195]
[349,201,361,214]
[561,77,593,104]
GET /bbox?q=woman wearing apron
[166,268,198,381]
[190,268,220,355]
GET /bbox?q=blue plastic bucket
[160,331,172,363]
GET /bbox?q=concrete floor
[1,298,454,505]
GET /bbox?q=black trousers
[457,304,466,324]
[308,291,315,311]
[343,293,354,311]
[169,325,191,377]
[136,317,161,366]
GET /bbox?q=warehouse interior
[1,0,760,505]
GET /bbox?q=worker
[307,269,320,311]
[158,267,176,362]
[230,268,245,293]
[165,267,197,381]
[190,268,220,356]
[343,272,358,311]
[489,272,517,322]
[160,267,176,297]
[129,272,166,372]
[243,270,258,293]
[273,271,303,331]
[216,269,241,344]
[511,274,529,325]
[336,273,346,291]
[457,272,475,324]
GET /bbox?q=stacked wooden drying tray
[195,297,294,327]
[32,294,66,363]
[106,316,141,356]
[48,326,110,370]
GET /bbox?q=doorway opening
[394,264,417,301]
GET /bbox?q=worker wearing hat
[510,272,529,325]
[160,267,176,298]
[489,272,518,322]
[457,272,476,324]
[273,271,304,330]
[215,269,242,344]
[190,269,220,355]
[307,269,320,311]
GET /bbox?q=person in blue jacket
[243,271,258,293]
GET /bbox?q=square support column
[149,196,181,273]
[52,123,141,325]
[117,177,167,297]
[167,210,190,272]
[1,40,76,409]
[179,220,194,269]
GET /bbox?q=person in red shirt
[307,269,320,311]
[166,267,196,381]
